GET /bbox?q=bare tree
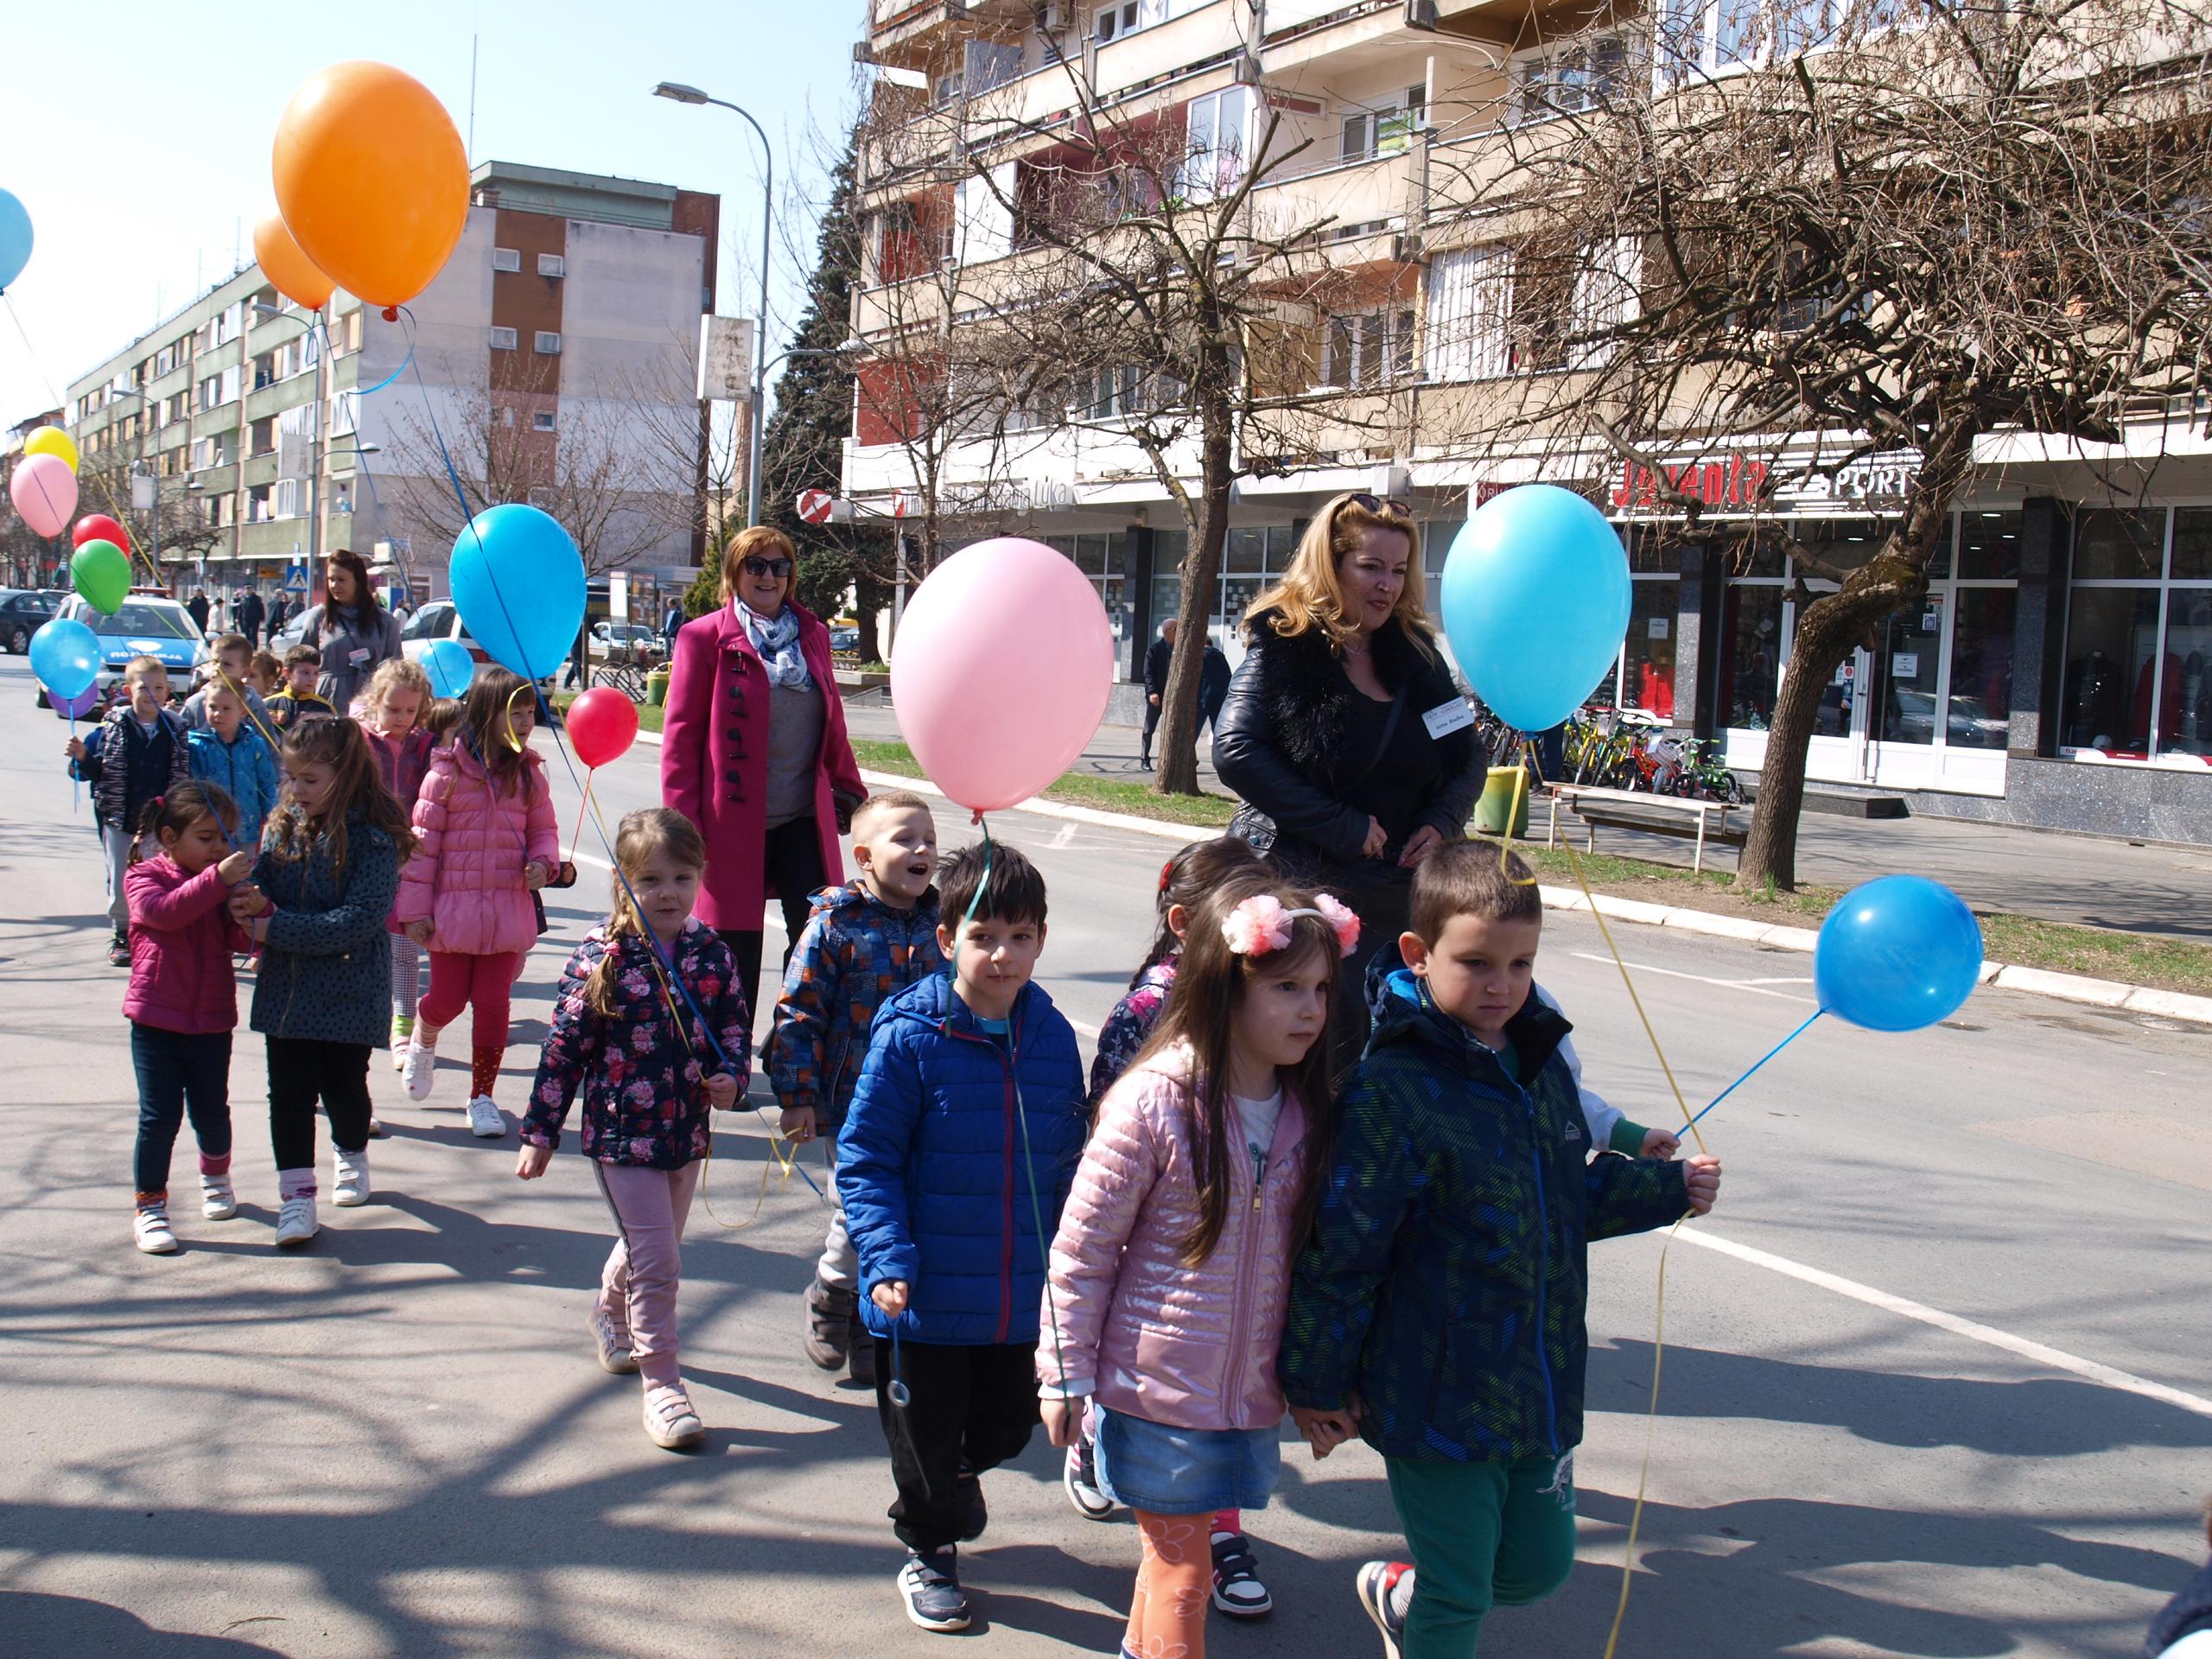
[1441,0,2212,887]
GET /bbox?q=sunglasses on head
[742,556,795,579]
[1345,492,1414,521]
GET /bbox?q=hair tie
[1221,892,1360,959]
[1158,858,1175,894]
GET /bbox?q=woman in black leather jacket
[1212,492,1488,1052]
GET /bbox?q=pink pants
[593,1161,701,1388]
[418,950,523,1049]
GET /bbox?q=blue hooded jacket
[186,723,281,849]
[837,972,1088,1347]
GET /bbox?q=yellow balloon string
[1603,1217,1684,1659]
[565,769,595,866]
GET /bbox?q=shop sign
[1611,454,1772,511]
[1783,454,1923,510]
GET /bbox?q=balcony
[1422,0,1618,48]
[238,518,308,563]
[245,377,314,427]
[1092,3,1243,104]
[868,0,1035,71]
[191,402,239,441]
[194,463,239,499]
[1250,142,1420,262]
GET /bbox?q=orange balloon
[252,213,335,311]
[271,61,468,311]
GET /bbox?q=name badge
[348,647,371,666]
[1421,697,1475,740]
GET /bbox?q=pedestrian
[662,525,865,1038]
[293,548,404,713]
[186,590,210,634]
[2146,1505,2212,1656]
[1041,883,1353,1658]
[122,782,257,1255]
[661,598,683,653]
[266,592,291,638]
[181,634,276,738]
[563,626,586,692]
[235,587,265,650]
[1200,637,1232,737]
[1212,491,1488,1062]
[232,716,416,1247]
[269,645,340,733]
[186,683,280,852]
[767,789,944,1391]
[67,656,190,967]
[518,807,750,1451]
[395,666,559,1140]
[1141,618,1176,770]
[1280,844,1721,1659]
[836,841,1087,1634]
[358,658,437,1082]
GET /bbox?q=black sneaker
[802,1275,856,1370]
[896,1548,970,1633]
[845,1315,877,1387]
[1355,1560,1410,1659]
[107,933,130,968]
[1211,1530,1272,1618]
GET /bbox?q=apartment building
[64,162,717,611]
[844,0,2212,842]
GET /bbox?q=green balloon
[72,539,131,616]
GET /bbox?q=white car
[398,600,493,671]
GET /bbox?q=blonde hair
[717,524,798,607]
[362,657,432,722]
[586,808,709,1016]
[1244,492,1436,656]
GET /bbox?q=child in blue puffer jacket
[186,681,280,851]
[837,837,1087,1637]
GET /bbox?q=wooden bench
[1546,785,1747,875]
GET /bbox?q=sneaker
[467,1096,505,1138]
[845,1317,877,1389]
[895,1548,971,1634]
[802,1274,856,1370]
[400,1039,437,1102]
[134,1206,178,1255]
[1211,1531,1273,1618]
[107,934,130,968]
[1064,1430,1115,1521]
[589,1309,639,1375]
[275,1195,318,1248]
[366,1115,387,1139]
[200,1173,237,1221]
[1355,1560,1411,1659]
[642,1384,705,1450]
[333,1146,371,1207]
[390,1020,413,1071]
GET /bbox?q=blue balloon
[29,617,101,702]
[419,637,475,699]
[0,188,30,292]
[1440,485,1632,734]
[448,504,584,681]
[1814,874,1985,1032]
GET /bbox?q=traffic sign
[796,488,835,525]
[283,561,310,594]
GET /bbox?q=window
[1075,365,1143,419]
[250,416,276,458]
[1096,1,1160,45]
[492,246,521,272]
[490,327,518,351]
[198,375,222,410]
[966,38,1023,96]
[247,483,272,524]
[2062,507,2212,760]
[1185,87,1253,200]
[274,478,303,519]
[532,410,557,431]
[1425,245,1516,381]
[1321,308,1417,388]
[537,252,565,278]
[219,365,243,404]
[1516,35,1628,118]
[1341,86,1427,163]
[534,331,563,354]
[1662,0,1903,79]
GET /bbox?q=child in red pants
[394,667,557,1139]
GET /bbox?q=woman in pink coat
[661,524,864,1034]
[395,667,559,1138]
[1039,885,1356,1659]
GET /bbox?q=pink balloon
[893,537,1116,814]
[10,452,77,539]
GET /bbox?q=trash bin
[647,665,671,709]
[1471,766,1531,838]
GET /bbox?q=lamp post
[250,303,326,572]
[652,80,774,530]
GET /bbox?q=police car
[39,591,212,708]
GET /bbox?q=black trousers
[715,815,827,1039]
[130,1024,232,1197]
[874,1337,1040,1554]
[266,1037,373,1170]
[1141,699,1161,763]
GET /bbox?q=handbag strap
[1338,685,1409,794]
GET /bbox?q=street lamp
[653,79,775,530]
[248,301,333,572]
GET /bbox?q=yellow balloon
[23,425,77,473]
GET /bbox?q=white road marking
[1570,952,1817,1005]
[1681,1227,2212,1421]
[1050,823,1078,849]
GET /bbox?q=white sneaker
[643,1385,705,1450]
[275,1195,318,1248]
[333,1146,371,1207]
[134,1207,178,1255]
[467,1096,506,1138]
[200,1173,237,1221]
[401,1039,438,1102]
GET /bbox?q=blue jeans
[130,1023,233,1198]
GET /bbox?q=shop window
[1622,580,1679,718]
[2164,585,2212,756]
[1874,603,1942,746]
[1721,582,1783,729]
[2063,506,2212,760]
[1956,512,2023,579]
[2072,508,2163,580]
[1946,588,2016,748]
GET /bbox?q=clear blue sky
[0,0,864,422]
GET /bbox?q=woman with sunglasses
[1212,492,1487,1058]
[661,525,865,1033]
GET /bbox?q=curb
[624,728,2212,1029]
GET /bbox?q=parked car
[0,588,65,654]
[39,593,210,708]
[590,620,665,666]
[830,626,861,655]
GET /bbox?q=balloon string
[566,769,595,864]
[1688,1008,1823,1129]
[1601,1216,1684,1659]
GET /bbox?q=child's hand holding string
[1291,1397,1362,1459]
[705,1072,739,1110]
[872,1280,909,1317]
[217,850,255,886]
[1681,1154,1722,1217]
[1039,1396,1084,1449]
[1640,1126,1681,1160]
[780,1104,817,1143]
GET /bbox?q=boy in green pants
[1281,843,1721,1658]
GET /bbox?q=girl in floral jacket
[518,807,751,1452]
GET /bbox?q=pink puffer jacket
[124,855,250,1035]
[1039,1047,1312,1433]
[394,744,557,957]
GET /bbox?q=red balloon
[73,513,130,551]
[566,687,640,770]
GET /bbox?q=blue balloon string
[1687,1007,1824,1128]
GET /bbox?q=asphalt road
[2,652,2209,1659]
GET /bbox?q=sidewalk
[842,700,2211,941]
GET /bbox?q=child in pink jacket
[1039,884,1357,1659]
[395,667,557,1139]
[123,781,257,1255]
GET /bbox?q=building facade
[842,0,2212,844]
[60,162,716,613]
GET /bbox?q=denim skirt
[1094,1406,1281,1515]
